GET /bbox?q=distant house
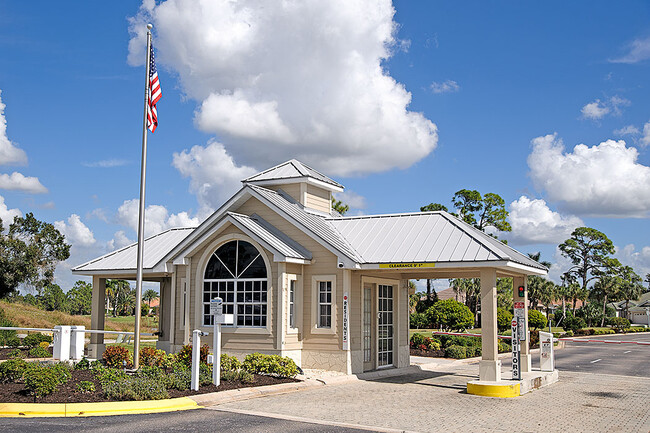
[610,292,650,326]
[436,287,466,303]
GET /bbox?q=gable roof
[243,159,344,191]
[72,227,194,274]
[328,212,547,271]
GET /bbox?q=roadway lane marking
[590,359,602,364]
[624,350,631,354]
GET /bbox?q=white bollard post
[70,325,85,361]
[213,322,221,386]
[53,325,71,361]
[191,329,207,391]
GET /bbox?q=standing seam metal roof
[328,212,546,270]
[243,159,344,189]
[72,227,194,272]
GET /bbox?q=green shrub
[8,348,24,359]
[438,334,481,348]
[139,347,167,368]
[409,313,429,329]
[28,346,51,358]
[497,340,511,353]
[238,369,254,383]
[562,313,585,333]
[444,345,467,359]
[136,365,172,388]
[409,334,441,351]
[199,363,213,386]
[176,344,209,367]
[465,345,481,357]
[103,345,132,368]
[77,381,96,393]
[564,330,574,337]
[528,310,547,330]
[24,365,59,400]
[497,308,514,333]
[3,335,21,348]
[49,363,72,384]
[104,377,169,401]
[74,357,91,370]
[23,333,52,348]
[220,353,242,371]
[609,317,630,332]
[167,369,191,391]
[410,333,426,348]
[95,366,129,387]
[0,358,30,382]
[426,300,474,331]
[242,353,299,378]
[624,326,646,333]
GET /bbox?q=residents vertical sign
[342,292,350,350]
[511,319,521,380]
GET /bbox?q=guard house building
[73,160,546,380]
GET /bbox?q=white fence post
[191,329,207,391]
[70,325,85,360]
[53,325,71,361]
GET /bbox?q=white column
[276,262,286,354]
[343,269,352,375]
[88,276,106,359]
[479,268,501,382]
[513,275,531,373]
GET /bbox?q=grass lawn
[105,339,158,352]
[409,326,596,339]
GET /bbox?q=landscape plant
[527,310,547,330]
[103,345,132,368]
[425,299,474,331]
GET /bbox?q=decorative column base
[521,353,532,373]
[87,343,105,360]
[479,359,501,382]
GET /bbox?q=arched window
[203,240,268,327]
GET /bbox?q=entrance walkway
[214,363,650,432]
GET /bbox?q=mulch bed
[0,347,53,360]
[0,367,299,404]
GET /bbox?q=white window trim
[311,274,337,335]
[194,233,272,335]
[287,274,299,334]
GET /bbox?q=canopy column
[156,278,173,352]
[479,268,500,381]
[513,275,531,372]
[88,276,106,359]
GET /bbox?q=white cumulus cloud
[614,125,640,136]
[615,244,650,279]
[430,80,460,94]
[106,230,133,251]
[172,139,256,216]
[641,120,650,147]
[0,172,48,194]
[54,214,96,247]
[333,190,367,210]
[127,0,438,176]
[117,199,199,237]
[0,90,27,166]
[580,96,629,121]
[0,195,21,227]
[506,197,583,245]
[528,134,650,217]
[609,36,650,64]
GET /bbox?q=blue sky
[1,1,649,291]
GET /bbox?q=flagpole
[133,23,153,370]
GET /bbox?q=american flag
[147,43,162,133]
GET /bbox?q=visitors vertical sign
[511,319,521,380]
[342,292,349,350]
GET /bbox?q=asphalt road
[0,408,370,433]
[501,332,650,378]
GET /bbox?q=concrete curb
[188,379,324,406]
[0,396,199,418]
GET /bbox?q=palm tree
[143,289,159,309]
[592,259,624,326]
[619,266,643,318]
[106,280,134,317]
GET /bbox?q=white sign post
[511,319,521,380]
[210,297,233,386]
[342,292,349,351]
[513,302,526,341]
[191,329,207,391]
[539,331,554,372]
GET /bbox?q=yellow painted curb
[0,397,200,418]
[467,381,520,398]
